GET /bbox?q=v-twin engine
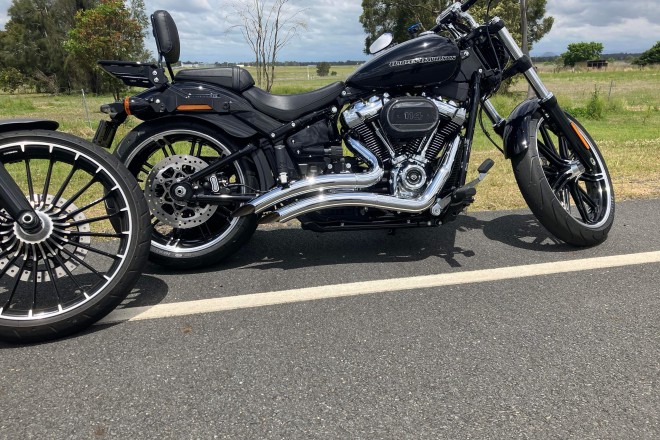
[342,94,466,199]
[341,94,466,164]
[233,93,467,223]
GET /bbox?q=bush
[564,86,606,120]
[633,41,660,66]
[316,62,331,77]
[585,87,605,120]
[0,67,28,93]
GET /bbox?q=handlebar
[461,0,479,12]
[433,0,481,32]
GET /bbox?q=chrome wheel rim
[126,130,247,254]
[0,141,133,321]
[535,117,613,229]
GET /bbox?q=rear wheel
[512,113,614,246]
[115,119,258,269]
[0,130,150,343]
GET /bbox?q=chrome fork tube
[482,99,504,126]
[493,17,553,101]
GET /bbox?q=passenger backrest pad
[151,10,180,65]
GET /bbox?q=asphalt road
[1,199,659,439]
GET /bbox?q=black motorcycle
[0,120,150,342]
[96,0,614,269]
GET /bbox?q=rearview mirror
[369,33,393,54]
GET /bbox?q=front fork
[0,162,42,233]
[480,18,595,170]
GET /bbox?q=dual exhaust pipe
[232,135,461,223]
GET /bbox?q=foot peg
[466,158,495,188]
[432,158,494,217]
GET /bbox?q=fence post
[81,89,92,129]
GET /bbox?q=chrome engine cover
[390,159,429,199]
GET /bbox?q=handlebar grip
[461,0,479,12]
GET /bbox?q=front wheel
[0,130,150,343]
[512,113,614,246]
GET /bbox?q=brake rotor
[145,155,217,229]
[0,195,90,283]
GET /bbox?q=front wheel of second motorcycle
[114,118,259,269]
[512,112,615,246]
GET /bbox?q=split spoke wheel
[115,120,258,269]
[512,113,614,246]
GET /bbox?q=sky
[1,0,659,62]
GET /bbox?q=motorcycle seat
[174,66,255,92]
[242,82,345,121]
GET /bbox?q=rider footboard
[98,60,168,88]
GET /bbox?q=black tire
[512,113,615,246]
[114,118,258,269]
[0,130,150,343]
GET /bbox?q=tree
[316,62,331,77]
[64,0,146,97]
[360,0,553,56]
[561,42,604,67]
[633,41,660,66]
[230,0,307,91]
[127,0,152,62]
[0,0,98,92]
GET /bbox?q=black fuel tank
[347,34,460,90]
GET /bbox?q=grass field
[1,64,658,212]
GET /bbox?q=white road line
[100,250,660,325]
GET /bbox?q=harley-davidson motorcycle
[0,120,150,342]
[96,0,614,269]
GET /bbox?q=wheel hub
[1,195,90,283]
[145,155,217,229]
[13,210,53,244]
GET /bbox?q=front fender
[502,99,541,159]
[0,119,59,133]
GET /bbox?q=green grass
[1,65,659,212]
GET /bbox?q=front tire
[114,118,258,269]
[0,130,150,343]
[512,113,614,246]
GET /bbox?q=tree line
[0,0,149,96]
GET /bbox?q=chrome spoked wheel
[0,139,134,321]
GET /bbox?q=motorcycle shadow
[0,274,169,348]
[146,212,574,275]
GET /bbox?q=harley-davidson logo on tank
[389,56,458,67]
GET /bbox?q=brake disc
[145,155,217,229]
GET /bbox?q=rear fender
[0,119,59,133]
[502,99,541,159]
[118,115,274,191]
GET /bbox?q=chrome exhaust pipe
[268,136,461,223]
[232,137,383,217]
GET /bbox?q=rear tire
[0,130,150,343]
[512,113,614,246]
[114,118,258,269]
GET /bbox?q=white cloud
[1,0,659,60]
[143,0,368,62]
[0,7,7,29]
[533,0,660,54]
